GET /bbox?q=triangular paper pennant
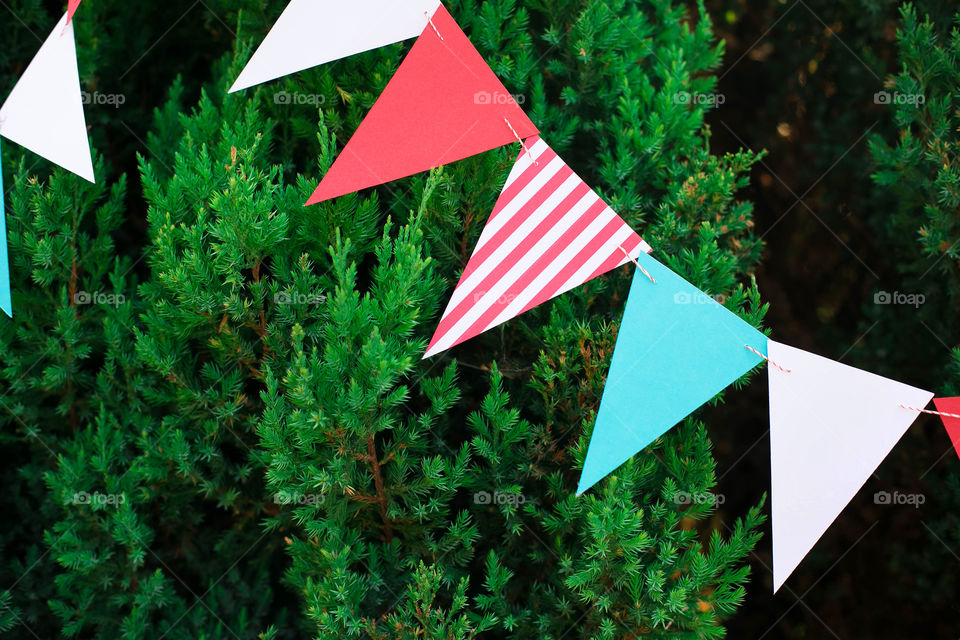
[0,13,94,182]
[424,136,650,358]
[0,143,11,317]
[932,397,960,461]
[767,340,933,593]
[577,253,766,495]
[305,4,537,205]
[67,0,82,24]
[229,0,442,93]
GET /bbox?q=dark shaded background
[701,0,960,637]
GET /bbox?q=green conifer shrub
[1,1,768,637]
[868,5,960,633]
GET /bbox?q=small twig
[366,434,394,541]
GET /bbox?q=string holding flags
[0,0,951,604]
[278,1,952,592]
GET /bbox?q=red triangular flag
[934,397,960,460]
[305,4,538,205]
[424,136,650,357]
[67,0,82,23]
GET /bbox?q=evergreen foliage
[869,3,960,624]
[870,5,960,337]
[0,1,768,637]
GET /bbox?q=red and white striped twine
[744,344,791,373]
[617,245,656,284]
[425,11,443,40]
[503,117,538,166]
[899,404,960,419]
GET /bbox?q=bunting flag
[577,252,767,495]
[0,0,949,596]
[229,0,442,93]
[933,397,960,461]
[767,340,933,592]
[0,13,94,182]
[67,0,82,24]
[0,142,10,317]
[424,136,650,358]
[305,4,537,205]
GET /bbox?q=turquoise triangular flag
[577,252,765,494]
[0,142,10,317]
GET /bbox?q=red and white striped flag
[424,136,651,358]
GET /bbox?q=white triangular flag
[0,13,94,182]
[229,0,443,93]
[768,340,932,592]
